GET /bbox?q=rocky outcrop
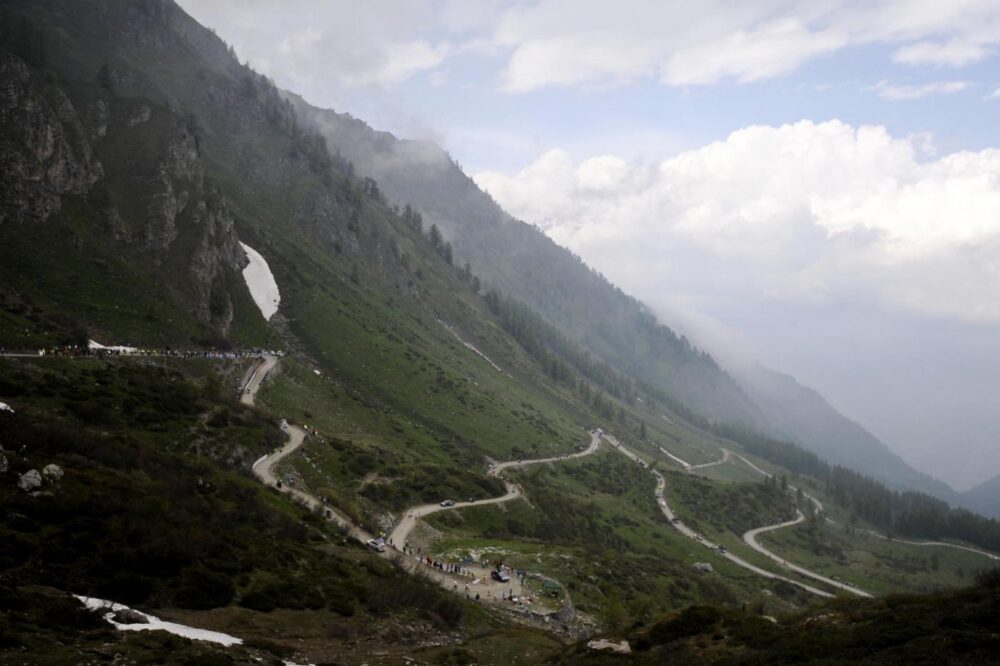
[0,446,7,474]
[0,53,103,224]
[42,463,64,481]
[587,639,631,654]
[0,48,247,336]
[111,608,149,625]
[123,113,246,335]
[17,469,41,492]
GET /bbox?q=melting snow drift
[88,340,138,353]
[75,596,242,646]
[240,242,280,320]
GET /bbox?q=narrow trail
[659,445,731,472]
[844,527,1000,561]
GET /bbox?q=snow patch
[240,242,280,320]
[75,596,242,646]
[88,340,138,353]
[0,401,13,414]
[437,320,504,373]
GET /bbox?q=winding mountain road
[241,358,598,609]
[606,434,840,598]
[239,356,992,606]
[729,451,1000,569]
[390,431,602,548]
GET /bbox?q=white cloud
[179,1,1000,99]
[490,0,1000,93]
[892,40,993,67]
[177,0,449,93]
[871,79,970,100]
[987,87,1000,99]
[375,40,450,84]
[474,120,1000,325]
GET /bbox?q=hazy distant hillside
[962,474,1000,518]
[737,365,959,500]
[288,95,962,501]
[289,95,766,428]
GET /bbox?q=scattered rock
[587,638,631,654]
[0,447,7,474]
[42,463,64,481]
[18,469,42,492]
[111,608,149,625]
[127,104,151,127]
[692,562,714,574]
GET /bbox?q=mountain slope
[287,94,958,501]
[736,365,959,500]
[289,95,766,429]
[963,474,1000,518]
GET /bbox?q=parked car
[440,499,456,507]
[671,517,680,524]
[491,570,511,583]
[717,545,727,554]
[367,539,386,553]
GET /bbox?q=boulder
[692,562,714,574]
[42,463,64,480]
[111,608,149,625]
[18,469,42,492]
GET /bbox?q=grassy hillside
[2,2,999,663]
[0,356,522,664]
[558,572,1000,664]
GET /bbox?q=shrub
[174,567,235,610]
[647,605,722,645]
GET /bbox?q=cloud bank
[475,120,1000,488]
[474,120,1000,326]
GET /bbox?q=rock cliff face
[0,52,102,225]
[0,48,246,337]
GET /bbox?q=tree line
[710,422,1000,553]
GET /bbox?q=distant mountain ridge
[736,365,959,501]
[288,94,961,502]
[962,474,1000,518]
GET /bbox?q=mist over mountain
[287,93,963,503]
[963,474,1000,519]
[2,2,999,663]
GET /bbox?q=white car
[367,539,386,553]
[440,499,456,507]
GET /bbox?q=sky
[177,0,1000,490]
